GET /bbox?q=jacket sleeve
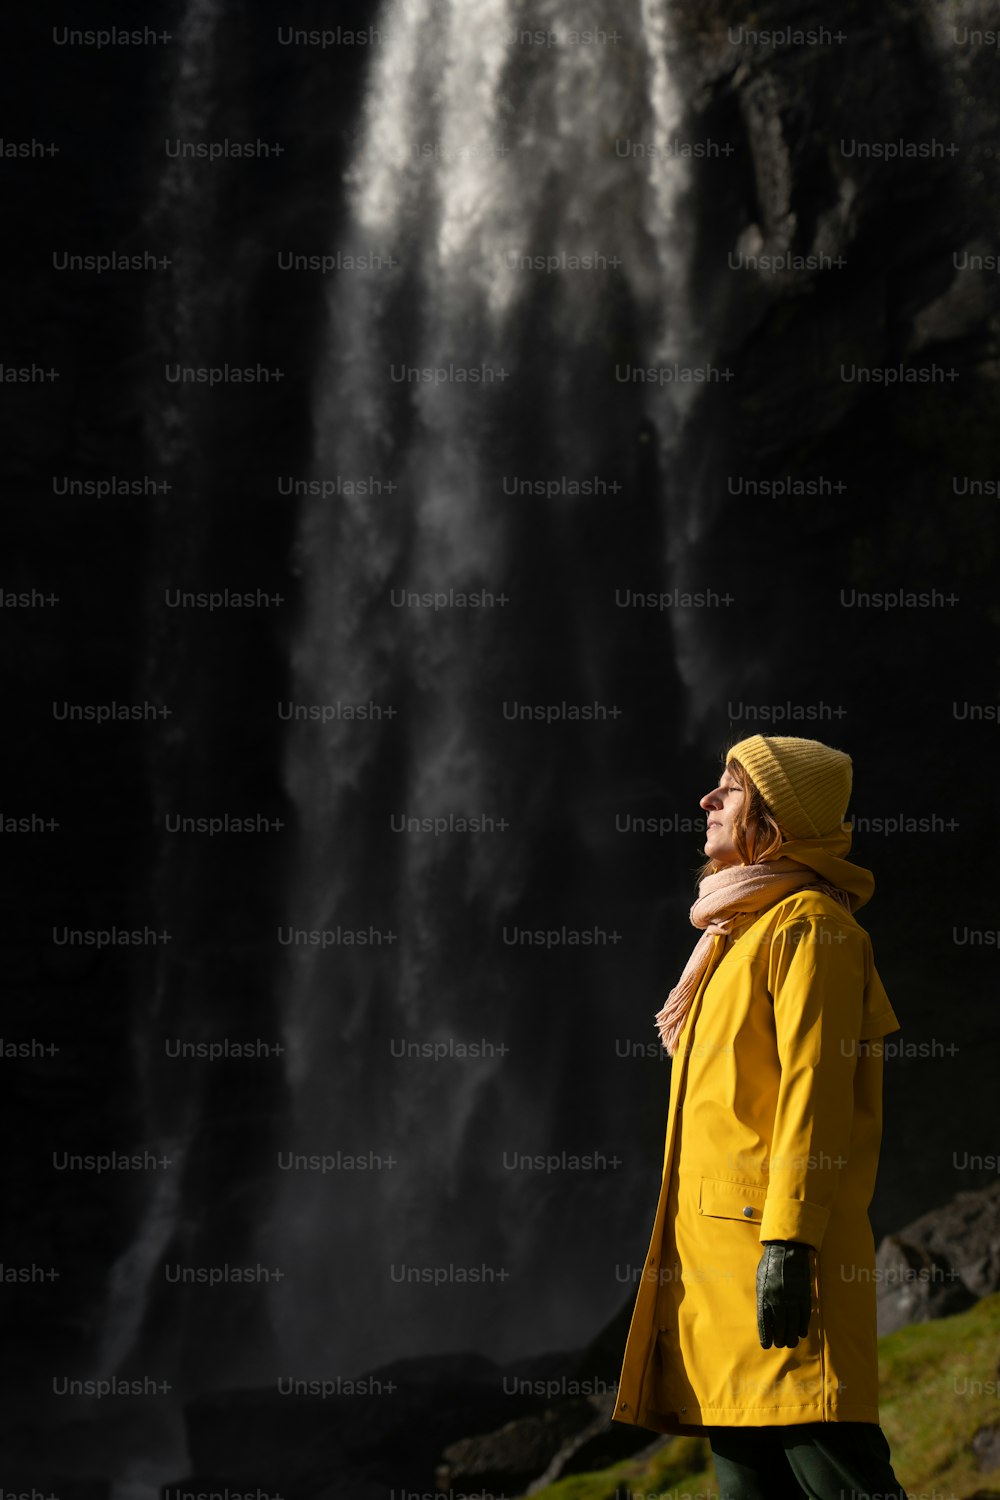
[757,912,865,1249]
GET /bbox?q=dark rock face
[875,1234,978,1333]
[435,1389,669,1492]
[658,0,1000,1257]
[876,1183,1000,1334]
[436,1399,606,1491]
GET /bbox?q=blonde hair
[695,756,785,882]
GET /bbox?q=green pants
[708,1422,909,1500]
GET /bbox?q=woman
[612,735,910,1500]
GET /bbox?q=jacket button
[742,1206,754,1218]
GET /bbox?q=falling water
[267,0,701,1375]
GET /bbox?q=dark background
[2,0,998,1491]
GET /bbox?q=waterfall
[267,0,699,1376]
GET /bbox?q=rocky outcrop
[435,1390,667,1495]
[876,1182,1000,1334]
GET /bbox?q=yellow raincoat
[613,829,900,1435]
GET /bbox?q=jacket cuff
[758,1197,829,1249]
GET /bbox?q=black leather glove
[756,1240,813,1349]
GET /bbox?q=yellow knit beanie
[725,734,853,839]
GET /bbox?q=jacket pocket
[698,1176,768,1224]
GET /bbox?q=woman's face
[699,763,745,867]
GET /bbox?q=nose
[700,787,722,812]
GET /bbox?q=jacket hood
[776,822,874,913]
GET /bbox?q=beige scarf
[654,859,852,1056]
